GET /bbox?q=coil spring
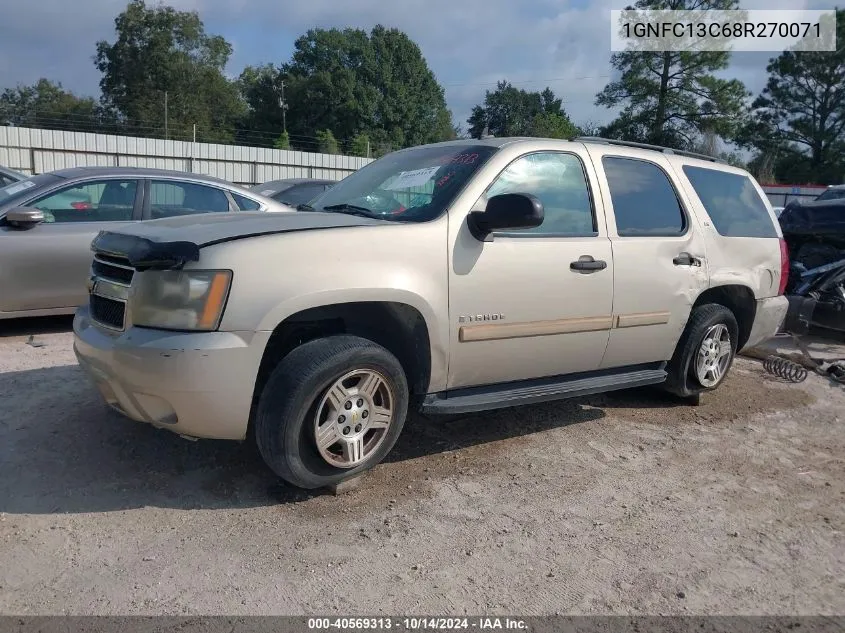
[763,355,809,383]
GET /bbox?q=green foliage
[0,79,105,131]
[239,25,454,151]
[236,63,286,144]
[467,81,576,139]
[737,9,845,184]
[316,129,339,154]
[95,0,244,142]
[595,0,749,148]
[349,133,370,157]
[273,130,290,150]
[528,111,579,139]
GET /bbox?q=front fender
[254,287,448,393]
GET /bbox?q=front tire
[665,303,739,397]
[254,335,409,489]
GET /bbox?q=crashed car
[779,195,845,332]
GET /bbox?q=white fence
[0,126,373,186]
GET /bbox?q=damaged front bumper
[73,305,269,440]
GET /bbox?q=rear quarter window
[682,166,778,238]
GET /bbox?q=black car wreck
[779,195,845,333]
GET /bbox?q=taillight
[778,238,790,295]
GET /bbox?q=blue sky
[0,0,832,136]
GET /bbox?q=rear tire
[254,335,409,489]
[665,303,738,398]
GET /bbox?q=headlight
[130,270,232,331]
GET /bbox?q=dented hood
[90,211,386,270]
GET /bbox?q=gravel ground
[0,318,843,615]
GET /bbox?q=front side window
[30,179,137,223]
[682,165,778,238]
[309,145,499,222]
[603,157,686,236]
[149,181,230,218]
[485,152,595,235]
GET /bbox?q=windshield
[308,144,499,222]
[816,188,845,201]
[0,174,62,207]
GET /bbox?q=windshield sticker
[385,166,441,190]
[430,152,480,166]
[2,180,36,195]
[260,189,275,196]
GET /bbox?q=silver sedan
[0,166,293,319]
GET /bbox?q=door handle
[673,252,702,267]
[570,255,607,272]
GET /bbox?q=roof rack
[572,136,723,163]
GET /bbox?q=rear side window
[682,166,778,238]
[602,157,686,236]
[232,193,261,210]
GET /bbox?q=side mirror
[467,193,544,241]
[5,207,45,229]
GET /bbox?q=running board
[420,365,668,415]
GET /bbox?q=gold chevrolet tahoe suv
[73,137,790,489]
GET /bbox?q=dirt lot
[0,318,843,615]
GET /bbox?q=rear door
[0,177,142,313]
[583,147,709,369]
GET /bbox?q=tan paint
[73,137,789,442]
[459,315,613,342]
[615,311,671,328]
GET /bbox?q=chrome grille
[92,254,134,285]
[90,295,126,330]
[89,252,133,331]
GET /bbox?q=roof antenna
[480,124,494,140]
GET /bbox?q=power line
[442,74,613,88]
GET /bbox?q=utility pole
[164,91,169,140]
[278,80,289,134]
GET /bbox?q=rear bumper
[742,295,789,351]
[73,306,270,440]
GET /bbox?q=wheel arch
[248,299,438,435]
[692,284,756,351]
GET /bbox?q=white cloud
[0,0,832,133]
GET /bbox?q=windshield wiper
[296,203,314,211]
[322,203,380,219]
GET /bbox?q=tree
[316,129,339,154]
[238,26,454,151]
[95,0,244,142]
[595,0,749,148]
[349,132,370,157]
[237,63,287,145]
[0,79,103,131]
[467,81,577,138]
[737,9,845,184]
[273,130,291,150]
[528,112,579,139]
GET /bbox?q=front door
[0,178,141,313]
[584,148,709,369]
[447,149,615,390]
